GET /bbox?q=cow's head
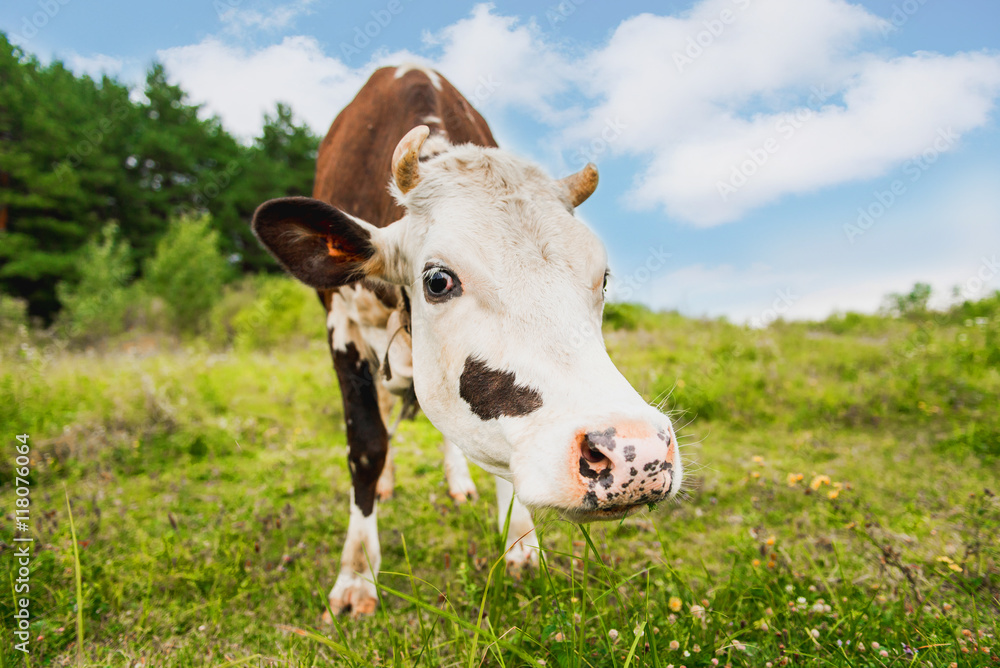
[252,126,682,521]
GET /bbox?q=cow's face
[253,127,682,521]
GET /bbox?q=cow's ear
[252,197,384,289]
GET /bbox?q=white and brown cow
[251,64,682,618]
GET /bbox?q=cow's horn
[560,163,599,207]
[392,125,430,194]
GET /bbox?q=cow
[251,64,683,618]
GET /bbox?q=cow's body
[252,64,683,618]
[312,65,528,616]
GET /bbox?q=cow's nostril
[580,438,607,465]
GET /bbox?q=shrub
[207,274,324,350]
[882,282,932,318]
[55,223,134,342]
[144,214,231,334]
[603,301,660,330]
[0,291,29,335]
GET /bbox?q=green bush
[603,301,661,330]
[0,291,29,335]
[55,223,134,342]
[208,274,324,350]
[144,214,231,334]
[882,281,932,318]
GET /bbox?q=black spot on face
[643,460,660,472]
[623,445,636,462]
[597,467,614,489]
[579,457,599,480]
[629,467,638,477]
[582,491,598,509]
[459,356,543,420]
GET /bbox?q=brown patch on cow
[459,357,542,421]
[312,66,497,230]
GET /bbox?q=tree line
[0,32,320,323]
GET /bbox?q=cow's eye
[603,271,609,292]
[423,267,462,303]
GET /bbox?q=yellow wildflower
[810,475,831,491]
[668,596,683,612]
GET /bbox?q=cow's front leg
[325,341,387,619]
[495,476,539,572]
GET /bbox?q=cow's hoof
[447,475,478,504]
[504,534,539,577]
[325,570,378,619]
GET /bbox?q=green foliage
[0,290,28,334]
[2,325,999,665]
[0,33,320,322]
[818,310,889,335]
[950,289,1000,322]
[207,274,325,350]
[144,214,230,333]
[882,281,932,317]
[603,301,665,330]
[55,223,134,341]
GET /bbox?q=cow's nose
[576,424,676,512]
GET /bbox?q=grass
[1,287,999,666]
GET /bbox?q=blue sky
[4,0,1000,323]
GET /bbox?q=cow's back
[313,65,498,229]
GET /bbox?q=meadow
[1,281,999,667]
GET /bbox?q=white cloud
[217,0,318,36]
[426,4,577,121]
[158,35,369,139]
[158,4,564,139]
[64,52,124,78]
[157,1,1000,228]
[569,0,1000,225]
[637,172,1000,322]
